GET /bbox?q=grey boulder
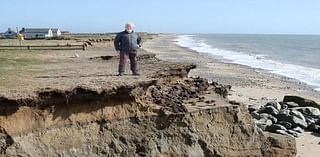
[277,121,292,129]
[258,106,279,116]
[266,101,281,111]
[266,124,287,133]
[283,102,299,108]
[250,111,261,120]
[292,127,304,134]
[286,130,303,138]
[290,110,306,122]
[275,130,295,138]
[255,119,272,131]
[292,107,320,119]
[276,112,308,129]
[283,96,320,109]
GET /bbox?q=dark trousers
[118,51,137,74]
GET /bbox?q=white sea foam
[175,35,320,91]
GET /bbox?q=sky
[1,0,320,34]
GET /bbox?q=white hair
[125,23,135,28]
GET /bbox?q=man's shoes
[118,72,140,76]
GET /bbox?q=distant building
[3,28,17,38]
[20,28,62,39]
[20,28,53,39]
[51,28,62,37]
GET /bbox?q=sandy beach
[143,34,320,157]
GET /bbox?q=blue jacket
[114,31,142,52]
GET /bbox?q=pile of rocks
[249,95,320,138]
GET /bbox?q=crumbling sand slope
[0,39,296,156]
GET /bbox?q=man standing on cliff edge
[114,23,142,76]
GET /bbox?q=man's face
[125,24,133,32]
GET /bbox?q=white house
[20,28,53,39]
[3,28,17,38]
[51,29,61,37]
[20,28,63,39]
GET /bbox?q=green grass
[0,49,49,75]
[0,49,53,88]
[0,38,80,76]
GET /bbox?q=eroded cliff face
[0,54,296,157]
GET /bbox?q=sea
[175,34,320,91]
